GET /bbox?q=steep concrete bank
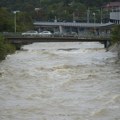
[109,43,120,59]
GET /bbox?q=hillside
[0,0,117,11]
[0,0,118,32]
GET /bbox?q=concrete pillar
[77,27,80,37]
[53,27,56,33]
[38,28,41,32]
[70,27,72,33]
[104,40,111,49]
[59,25,63,35]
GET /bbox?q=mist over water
[0,42,120,120]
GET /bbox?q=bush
[111,25,120,44]
[5,43,16,54]
[0,35,16,61]
[0,43,6,60]
[0,35,6,60]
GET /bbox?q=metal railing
[2,32,111,40]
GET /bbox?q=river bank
[108,43,120,59]
[0,35,16,61]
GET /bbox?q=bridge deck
[5,36,111,48]
[6,36,110,42]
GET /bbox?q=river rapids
[0,42,120,120]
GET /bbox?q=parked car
[22,30,38,36]
[39,31,52,37]
[53,31,61,37]
[62,32,78,37]
[71,32,78,37]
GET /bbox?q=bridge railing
[77,33,110,39]
[1,32,22,37]
[2,32,111,39]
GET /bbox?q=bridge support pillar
[104,40,111,49]
[77,27,80,37]
[59,25,63,35]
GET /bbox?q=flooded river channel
[0,42,120,120]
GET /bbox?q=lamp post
[54,16,57,22]
[93,12,96,24]
[87,8,90,23]
[13,11,20,33]
[100,8,103,24]
[93,12,96,33]
[35,8,41,21]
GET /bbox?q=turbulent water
[0,42,120,120]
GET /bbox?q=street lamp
[100,8,103,24]
[54,16,57,22]
[93,12,96,33]
[93,12,96,23]
[13,10,20,33]
[87,8,90,23]
[73,12,75,23]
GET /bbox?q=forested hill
[0,0,118,32]
[0,0,117,11]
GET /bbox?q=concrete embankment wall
[109,43,120,59]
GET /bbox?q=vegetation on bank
[111,25,120,59]
[111,25,120,44]
[0,35,16,61]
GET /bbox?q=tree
[0,7,14,32]
[0,35,6,60]
[16,12,33,32]
[0,35,16,60]
[111,25,120,44]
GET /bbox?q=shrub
[0,35,6,60]
[5,43,16,54]
[0,35,16,61]
[111,25,120,44]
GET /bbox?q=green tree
[0,35,6,60]
[0,35,16,61]
[0,7,14,32]
[111,25,120,44]
[16,12,33,32]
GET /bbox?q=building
[110,7,120,24]
[103,2,120,10]
[103,2,120,24]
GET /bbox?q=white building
[104,2,120,24]
[110,7,120,24]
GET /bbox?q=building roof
[104,2,120,8]
[34,22,114,28]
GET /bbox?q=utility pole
[40,0,41,7]
[73,12,75,23]
[13,11,20,33]
[93,12,96,33]
[100,8,103,24]
[54,16,57,22]
[93,12,96,23]
[87,8,90,23]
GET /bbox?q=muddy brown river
[0,42,120,120]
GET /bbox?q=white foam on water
[0,42,120,120]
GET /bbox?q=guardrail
[2,32,111,39]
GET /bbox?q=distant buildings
[110,8,120,24]
[103,2,120,10]
[103,2,120,24]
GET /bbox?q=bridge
[3,22,113,49]
[5,36,111,49]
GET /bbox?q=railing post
[104,41,107,48]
